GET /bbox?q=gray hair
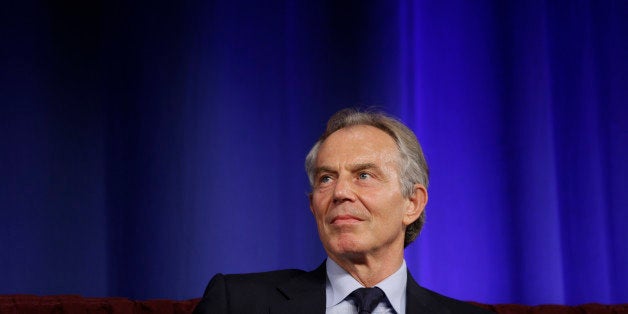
[305,108,429,247]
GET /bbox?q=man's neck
[328,250,404,287]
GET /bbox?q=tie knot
[349,287,386,313]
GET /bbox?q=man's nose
[332,175,355,204]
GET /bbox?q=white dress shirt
[325,258,407,314]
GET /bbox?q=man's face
[310,125,423,261]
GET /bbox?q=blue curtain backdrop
[1,0,626,305]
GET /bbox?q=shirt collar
[325,257,407,314]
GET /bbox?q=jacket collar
[270,262,326,314]
[270,262,451,314]
[406,270,452,314]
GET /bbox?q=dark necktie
[348,287,386,314]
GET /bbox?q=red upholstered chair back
[0,295,198,314]
[1,295,627,313]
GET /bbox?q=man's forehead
[315,154,400,168]
[315,161,378,172]
[315,126,401,169]
[320,125,396,149]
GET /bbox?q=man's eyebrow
[314,166,336,175]
[349,163,379,172]
[314,163,381,176]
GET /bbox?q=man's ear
[308,192,314,214]
[404,183,428,226]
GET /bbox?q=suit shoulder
[194,269,310,314]
[222,268,307,287]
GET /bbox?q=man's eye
[358,173,371,180]
[319,175,332,183]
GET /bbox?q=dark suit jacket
[193,262,493,314]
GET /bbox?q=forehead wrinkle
[317,150,401,171]
[348,162,378,172]
[314,166,336,175]
[316,162,380,173]
[316,125,403,174]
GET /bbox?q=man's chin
[326,238,367,257]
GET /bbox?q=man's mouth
[330,215,363,225]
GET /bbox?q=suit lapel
[269,263,452,314]
[270,262,326,314]
[406,271,451,314]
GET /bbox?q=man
[194,108,493,314]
